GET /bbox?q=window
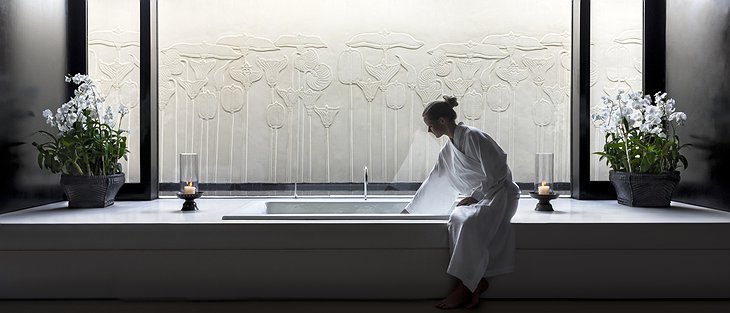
[82,0,649,198]
[156,0,573,195]
[589,0,644,181]
[87,0,142,183]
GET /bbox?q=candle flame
[187,181,192,187]
[541,181,546,187]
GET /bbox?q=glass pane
[158,0,572,195]
[87,0,141,183]
[590,0,643,181]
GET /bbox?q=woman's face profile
[424,116,447,138]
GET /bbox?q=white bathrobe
[404,122,520,292]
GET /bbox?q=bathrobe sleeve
[464,130,508,202]
[403,148,459,214]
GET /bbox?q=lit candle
[183,181,196,194]
[538,181,550,195]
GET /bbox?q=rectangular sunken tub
[223,198,449,220]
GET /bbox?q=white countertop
[1,197,729,224]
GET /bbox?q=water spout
[364,166,368,200]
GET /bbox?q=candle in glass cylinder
[179,153,199,195]
[535,153,554,195]
[183,181,196,194]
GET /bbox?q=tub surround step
[0,198,728,299]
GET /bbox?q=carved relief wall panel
[590,0,644,181]
[155,0,574,185]
[87,0,141,183]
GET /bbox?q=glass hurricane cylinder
[179,153,199,194]
[535,153,554,195]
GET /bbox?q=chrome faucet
[363,166,368,200]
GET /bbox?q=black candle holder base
[529,192,559,211]
[176,191,203,212]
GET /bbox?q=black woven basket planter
[60,173,125,208]
[609,170,680,207]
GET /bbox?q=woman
[403,96,520,309]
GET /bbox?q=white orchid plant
[591,90,689,174]
[33,74,129,176]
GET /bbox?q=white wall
[155,0,573,185]
[89,0,644,185]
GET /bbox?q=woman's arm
[457,196,479,206]
[403,150,458,214]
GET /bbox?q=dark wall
[667,0,730,211]
[0,0,70,214]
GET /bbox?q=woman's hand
[457,197,478,206]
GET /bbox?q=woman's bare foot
[464,278,489,309]
[435,282,471,309]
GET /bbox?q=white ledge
[1,198,729,299]
[0,198,728,224]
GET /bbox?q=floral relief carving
[365,61,400,87]
[605,45,638,83]
[532,98,554,127]
[455,58,483,81]
[485,83,512,112]
[276,87,301,111]
[195,89,217,120]
[158,84,176,111]
[275,34,327,49]
[256,57,288,87]
[495,60,529,87]
[298,89,323,115]
[429,50,453,77]
[522,55,555,86]
[294,49,320,72]
[178,79,208,99]
[415,68,443,105]
[188,59,217,80]
[542,85,566,109]
[462,90,484,121]
[355,78,381,103]
[229,61,263,89]
[118,81,140,109]
[394,55,418,88]
[266,102,287,129]
[384,82,408,110]
[98,59,135,88]
[346,29,424,51]
[217,33,279,54]
[444,78,474,97]
[305,64,333,91]
[337,49,364,85]
[429,41,509,60]
[220,85,245,113]
[313,105,340,128]
[481,32,546,51]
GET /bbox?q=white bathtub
[222,198,450,220]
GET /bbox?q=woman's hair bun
[443,95,458,107]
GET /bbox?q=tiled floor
[1,300,729,313]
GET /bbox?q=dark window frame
[71,0,665,200]
[571,0,665,199]
[115,0,158,200]
[72,0,158,200]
